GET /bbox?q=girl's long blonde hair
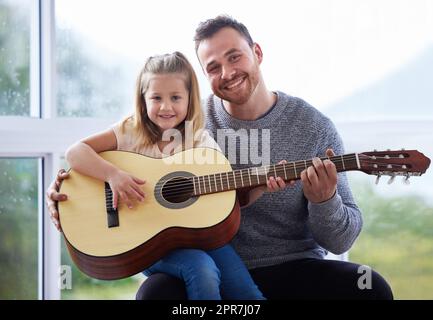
[121,51,204,150]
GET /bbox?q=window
[0,158,39,299]
[54,0,214,119]
[338,122,433,299]
[349,170,433,299]
[0,0,31,116]
[60,241,145,300]
[55,9,132,118]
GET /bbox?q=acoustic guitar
[58,148,430,280]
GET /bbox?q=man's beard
[215,71,259,105]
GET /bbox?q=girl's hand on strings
[107,169,146,209]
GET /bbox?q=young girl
[65,51,274,300]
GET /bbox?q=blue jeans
[143,244,265,300]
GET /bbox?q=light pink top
[111,118,221,158]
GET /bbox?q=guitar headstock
[358,149,431,184]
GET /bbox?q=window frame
[0,0,112,300]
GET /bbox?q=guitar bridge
[104,182,119,228]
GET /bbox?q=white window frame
[0,0,113,300]
[1,0,432,300]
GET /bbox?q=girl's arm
[65,129,145,209]
[65,129,119,182]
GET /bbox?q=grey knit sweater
[204,91,363,269]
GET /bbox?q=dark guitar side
[64,199,241,280]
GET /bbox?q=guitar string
[105,155,404,200]
[158,157,363,196]
[106,158,359,204]
[109,160,411,204]
[156,154,410,191]
[155,157,363,195]
[159,161,411,197]
[107,154,407,197]
[105,155,413,205]
[107,156,410,203]
[154,155,360,190]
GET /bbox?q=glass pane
[55,1,135,118]
[61,241,145,300]
[54,0,214,118]
[55,0,433,120]
[0,158,39,299]
[57,158,144,299]
[55,25,133,118]
[0,0,31,116]
[349,146,433,299]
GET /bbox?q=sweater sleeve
[306,119,363,254]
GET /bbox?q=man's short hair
[194,15,254,52]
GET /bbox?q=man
[47,15,393,299]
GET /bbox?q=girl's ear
[253,43,263,64]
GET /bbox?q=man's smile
[223,76,246,91]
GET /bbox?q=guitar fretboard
[191,153,360,196]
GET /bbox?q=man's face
[197,27,262,105]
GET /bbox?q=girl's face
[144,73,189,132]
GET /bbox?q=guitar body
[59,148,240,280]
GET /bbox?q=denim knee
[181,250,221,283]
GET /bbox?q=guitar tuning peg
[403,175,410,185]
[387,174,396,185]
[375,174,381,185]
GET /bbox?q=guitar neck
[192,153,360,196]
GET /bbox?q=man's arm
[307,187,362,254]
[305,123,363,254]
[46,169,69,232]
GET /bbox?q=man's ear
[253,43,263,64]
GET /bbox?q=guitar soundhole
[161,177,194,204]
